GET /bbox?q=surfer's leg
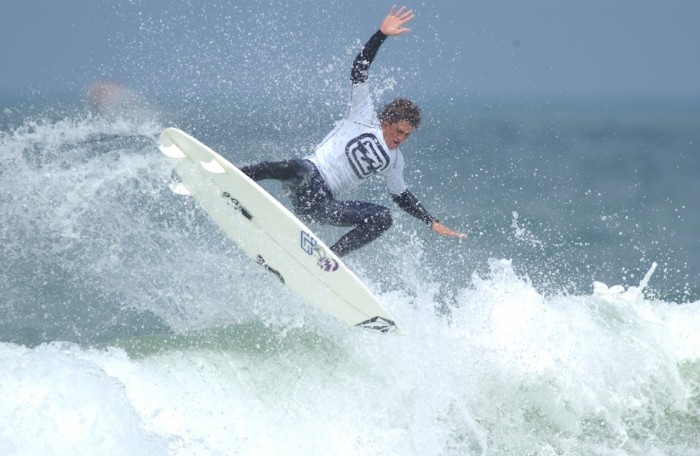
[289,163,392,256]
[239,159,310,182]
[317,200,393,257]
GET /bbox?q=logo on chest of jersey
[345,133,390,179]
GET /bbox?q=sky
[2,0,699,102]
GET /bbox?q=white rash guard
[307,82,408,197]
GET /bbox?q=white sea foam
[1,97,699,455]
[1,258,698,455]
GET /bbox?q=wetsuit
[240,30,436,257]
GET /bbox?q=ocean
[1,87,699,455]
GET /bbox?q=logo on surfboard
[256,255,285,283]
[222,192,253,220]
[300,231,339,272]
[356,316,398,333]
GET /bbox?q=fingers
[432,222,468,240]
[398,8,414,23]
[447,230,468,240]
[388,5,414,24]
[397,8,414,24]
[381,5,414,36]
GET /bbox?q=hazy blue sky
[2,0,699,101]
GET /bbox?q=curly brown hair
[379,98,421,129]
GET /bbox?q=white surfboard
[158,127,400,334]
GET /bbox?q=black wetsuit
[240,30,436,257]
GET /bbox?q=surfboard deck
[158,127,401,334]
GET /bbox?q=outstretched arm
[351,5,415,84]
[392,190,468,240]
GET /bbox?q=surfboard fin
[200,158,226,174]
[159,142,187,159]
[168,181,191,196]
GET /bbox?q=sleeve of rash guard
[392,190,438,226]
[351,30,388,85]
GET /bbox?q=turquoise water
[1,92,699,455]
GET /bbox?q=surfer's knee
[329,207,392,257]
[368,206,392,233]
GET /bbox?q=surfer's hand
[431,221,468,240]
[380,5,414,36]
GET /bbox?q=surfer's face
[381,120,414,150]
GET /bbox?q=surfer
[241,5,467,257]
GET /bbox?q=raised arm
[350,5,415,85]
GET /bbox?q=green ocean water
[1,93,699,455]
